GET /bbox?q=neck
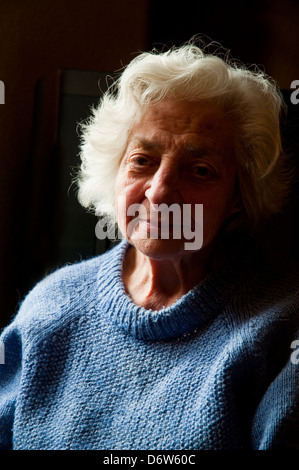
[122,244,214,310]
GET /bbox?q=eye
[192,164,216,180]
[132,156,149,166]
[129,154,154,170]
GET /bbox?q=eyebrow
[132,137,164,151]
[184,144,217,157]
[133,138,222,159]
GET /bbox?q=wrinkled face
[115,98,239,260]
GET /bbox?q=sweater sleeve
[0,323,22,450]
[0,255,102,450]
[0,266,81,450]
[251,349,299,449]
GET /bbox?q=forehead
[128,98,234,154]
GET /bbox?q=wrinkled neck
[122,244,214,310]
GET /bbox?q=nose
[144,161,182,206]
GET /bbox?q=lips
[137,217,196,230]
[125,204,201,238]
[137,219,179,229]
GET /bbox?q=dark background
[0,0,299,330]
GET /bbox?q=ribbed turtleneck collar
[97,235,259,341]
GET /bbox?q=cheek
[208,199,237,234]
[195,180,236,220]
[115,172,129,227]
[115,179,145,208]
[115,176,147,231]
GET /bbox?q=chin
[128,236,198,260]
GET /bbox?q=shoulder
[13,243,122,335]
[228,242,299,354]
[221,234,299,339]
[229,232,299,304]
[253,250,299,308]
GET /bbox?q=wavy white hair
[77,43,290,226]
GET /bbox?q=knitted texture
[0,237,298,450]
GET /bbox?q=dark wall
[148,0,299,89]
[0,0,150,329]
[147,0,299,261]
[1,0,299,329]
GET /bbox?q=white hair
[77,42,291,226]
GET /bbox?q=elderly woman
[0,43,298,450]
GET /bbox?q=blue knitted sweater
[0,237,298,450]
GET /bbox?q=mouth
[125,203,202,240]
[137,219,179,229]
[131,219,192,241]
